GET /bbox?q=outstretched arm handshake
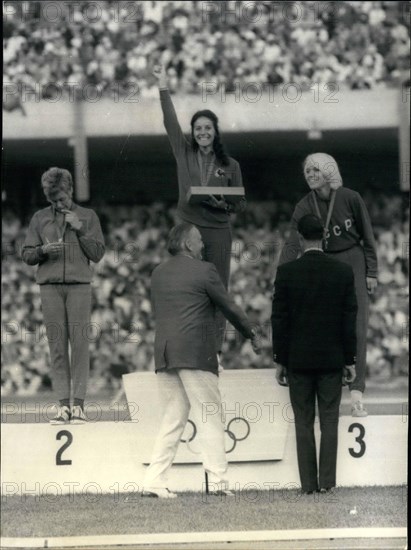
[250,329,261,355]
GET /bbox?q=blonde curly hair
[303,153,343,190]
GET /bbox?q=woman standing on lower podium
[152,64,246,355]
[278,153,378,418]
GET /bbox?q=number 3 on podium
[56,430,73,465]
[348,423,366,458]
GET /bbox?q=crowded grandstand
[3,0,410,99]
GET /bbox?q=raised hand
[152,64,168,88]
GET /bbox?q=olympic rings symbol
[225,417,250,453]
[180,419,197,444]
[180,417,251,454]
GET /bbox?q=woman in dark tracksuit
[278,153,378,417]
[22,167,105,424]
[152,64,246,355]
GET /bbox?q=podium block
[1,416,407,497]
[123,370,290,463]
[1,372,407,496]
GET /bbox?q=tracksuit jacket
[160,89,245,228]
[21,202,105,281]
[279,187,378,277]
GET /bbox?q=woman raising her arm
[152,64,246,355]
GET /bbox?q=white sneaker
[70,405,86,424]
[351,401,368,417]
[50,405,71,425]
[141,487,177,499]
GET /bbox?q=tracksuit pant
[288,369,342,492]
[143,369,228,489]
[327,245,369,393]
[197,225,232,352]
[40,283,92,403]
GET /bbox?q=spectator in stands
[2,203,22,256]
[278,153,378,417]
[21,167,105,423]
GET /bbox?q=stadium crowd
[1,194,408,396]
[3,0,410,101]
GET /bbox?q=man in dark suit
[271,214,357,494]
[142,222,260,498]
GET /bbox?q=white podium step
[1,415,407,497]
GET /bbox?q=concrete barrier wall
[3,88,400,140]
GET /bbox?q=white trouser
[143,369,228,489]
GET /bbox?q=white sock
[350,390,363,405]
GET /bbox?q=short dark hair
[297,214,324,240]
[167,223,195,256]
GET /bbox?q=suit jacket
[151,254,254,373]
[271,251,357,371]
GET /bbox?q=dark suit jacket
[151,254,254,373]
[271,251,357,371]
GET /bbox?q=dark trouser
[327,245,369,393]
[288,369,342,492]
[40,284,92,403]
[197,225,232,352]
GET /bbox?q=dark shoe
[318,487,334,494]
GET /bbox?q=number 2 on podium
[56,430,73,465]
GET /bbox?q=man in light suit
[142,223,260,498]
[271,215,357,494]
